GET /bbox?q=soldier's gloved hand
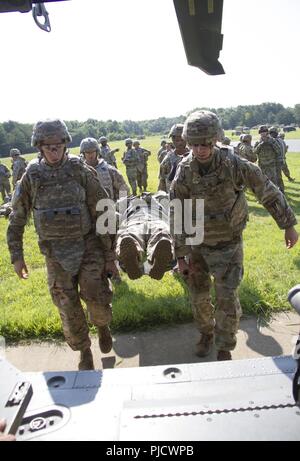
[13,259,28,279]
[285,226,298,249]
[105,261,119,279]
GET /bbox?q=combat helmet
[182,110,223,144]
[222,136,231,145]
[31,119,72,147]
[168,124,184,138]
[99,136,107,143]
[133,139,140,146]
[10,148,21,157]
[125,138,133,146]
[269,126,278,135]
[80,137,100,155]
[258,125,269,134]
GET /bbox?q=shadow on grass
[239,279,284,357]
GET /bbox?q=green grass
[1,137,300,342]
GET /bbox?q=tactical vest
[28,157,92,241]
[256,140,278,167]
[187,152,248,246]
[95,160,114,199]
[123,149,138,169]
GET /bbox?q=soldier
[157,139,167,163]
[268,126,286,192]
[0,160,11,202]
[116,191,173,280]
[253,126,284,192]
[159,124,189,192]
[234,134,244,156]
[10,148,27,188]
[98,136,119,168]
[239,134,257,163]
[133,139,151,193]
[80,137,130,201]
[171,110,298,361]
[279,132,295,182]
[122,138,139,195]
[7,119,118,371]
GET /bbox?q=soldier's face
[260,131,268,140]
[84,150,98,165]
[172,136,186,151]
[190,138,216,163]
[40,137,66,165]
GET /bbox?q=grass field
[1,136,300,342]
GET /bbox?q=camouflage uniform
[10,150,27,188]
[116,191,173,279]
[160,150,183,192]
[93,158,130,201]
[279,136,293,180]
[100,145,118,168]
[171,110,297,356]
[122,139,139,195]
[134,144,151,192]
[0,163,11,201]
[7,121,115,362]
[238,135,257,163]
[254,132,283,192]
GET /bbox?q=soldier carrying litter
[171,110,298,361]
[7,119,118,371]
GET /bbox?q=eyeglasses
[42,143,65,151]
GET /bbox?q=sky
[0,0,299,123]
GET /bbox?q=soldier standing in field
[254,125,284,192]
[171,110,298,361]
[7,119,118,370]
[159,124,189,192]
[278,132,295,182]
[157,140,167,163]
[98,136,119,168]
[10,148,27,189]
[0,160,11,202]
[238,134,257,163]
[133,139,151,193]
[122,138,139,195]
[80,137,129,201]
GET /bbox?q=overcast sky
[0,0,299,123]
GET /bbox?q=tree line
[1,102,299,158]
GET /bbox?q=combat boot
[196,333,214,357]
[98,326,113,354]
[149,239,173,280]
[217,350,232,361]
[288,177,295,182]
[78,348,94,371]
[119,237,143,279]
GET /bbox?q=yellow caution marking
[208,0,214,14]
[188,0,196,16]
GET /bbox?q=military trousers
[126,168,137,195]
[116,214,172,264]
[137,168,148,190]
[0,178,11,201]
[46,235,113,351]
[187,240,243,351]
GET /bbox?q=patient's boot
[149,239,173,280]
[119,237,143,279]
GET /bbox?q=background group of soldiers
[3,111,299,370]
[0,148,27,202]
